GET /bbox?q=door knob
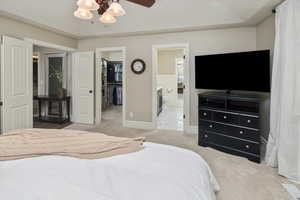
[89,90,93,94]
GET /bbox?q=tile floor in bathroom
[157,94,184,131]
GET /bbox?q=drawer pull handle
[203,113,207,116]
[204,135,208,138]
[209,125,213,128]
[245,145,250,149]
[223,116,227,119]
[240,131,244,134]
[247,120,251,123]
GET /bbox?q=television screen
[195,50,271,92]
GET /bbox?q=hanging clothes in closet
[113,86,122,105]
[114,63,123,83]
[105,61,123,106]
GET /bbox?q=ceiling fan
[74,0,155,24]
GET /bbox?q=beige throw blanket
[0,129,145,161]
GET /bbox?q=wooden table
[34,96,71,124]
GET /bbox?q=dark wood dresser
[198,92,269,163]
[34,96,71,124]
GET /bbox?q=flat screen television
[195,50,271,92]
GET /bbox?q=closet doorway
[95,47,126,126]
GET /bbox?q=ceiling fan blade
[126,0,155,8]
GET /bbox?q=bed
[0,131,219,200]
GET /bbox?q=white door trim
[95,47,126,126]
[33,51,43,95]
[24,38,76,52]
[152,43,190,132]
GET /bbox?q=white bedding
[0,142,219,200]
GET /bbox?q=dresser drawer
[199,120,227,134]
[239,115,259,129]
[199,109,212,120]
[226,126,260,142]
[202,132,260,155]
[213,112,239,124]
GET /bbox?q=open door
[72,52,94,124]
[1,36,33,133]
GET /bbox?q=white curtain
[266,0,300,181]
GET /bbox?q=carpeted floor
[65,107,295,200]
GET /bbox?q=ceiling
[0,0,282,39]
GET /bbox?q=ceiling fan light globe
[107,2,126,16]
[74,8,93,20]
[77,0,99,11]
[99,12,117,24]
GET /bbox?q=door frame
[95,47,126,126]
[33,51,43,96]
[26,38,76,121]
[152,43,190,132]
[24,38,76,52]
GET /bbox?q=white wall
[257,15,276,66]
[158,49,183,75]
[0,16,77,49]
[78,27,257,126]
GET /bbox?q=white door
[182,52,190,132]
[72,52,94,124]
[1,36,33,133]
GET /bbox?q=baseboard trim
[185,125,198,134]
[124,120,155,130]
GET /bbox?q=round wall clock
[131,59,146,74]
